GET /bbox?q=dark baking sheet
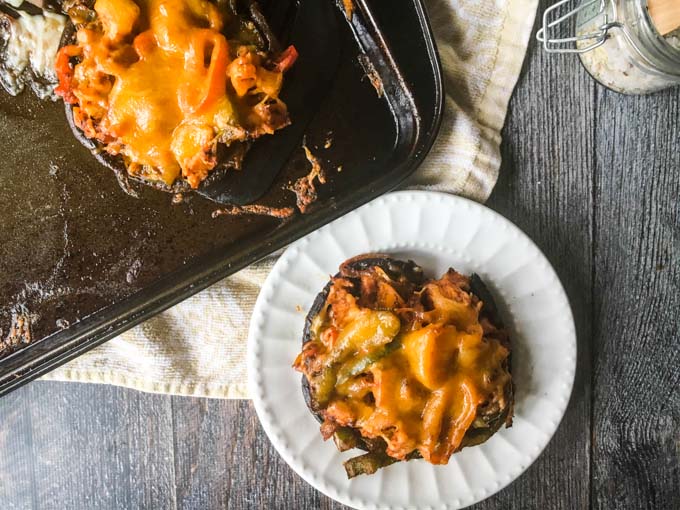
[0,0,443,395]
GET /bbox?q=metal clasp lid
[536,0,620,53]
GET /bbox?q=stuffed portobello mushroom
[55,0,297,195]
[293,254,514,478]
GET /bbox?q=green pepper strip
[332,427,361,452]
[335,339,400,386]
[343,451,398,478]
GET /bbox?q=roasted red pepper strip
[274,45,298,73]
[54,45,82,104]
[180,30,229,113]
[197,32,229,113]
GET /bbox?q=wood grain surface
[1,3,679,509]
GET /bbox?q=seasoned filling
[294,262,512,465]
[56,0,297,188]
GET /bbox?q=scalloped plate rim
[248,190,577,510]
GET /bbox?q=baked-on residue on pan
[288,142,326,214]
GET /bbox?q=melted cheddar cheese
[56,0,295,188]
[295,267,512,465]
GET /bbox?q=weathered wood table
[1,6,678,510]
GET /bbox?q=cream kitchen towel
[42,0,539,397]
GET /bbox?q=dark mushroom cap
[300,254,513,459]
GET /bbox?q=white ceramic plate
[247,191,576,510]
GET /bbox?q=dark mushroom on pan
[55,0,297,196]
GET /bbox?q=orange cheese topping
[295,269,512,464]
[56,0,295,188]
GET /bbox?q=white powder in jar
[665,27,680,50]
[577,36,671,94]
[576,8,679,94]
[0,10,66,100]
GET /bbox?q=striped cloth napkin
[43,0,539,398]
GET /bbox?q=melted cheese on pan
[74,0,235,185]
[59,0,291,187]
[0,10,65,99]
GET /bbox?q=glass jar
[537,0,680,94]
